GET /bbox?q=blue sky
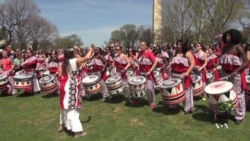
[33,0,153,47]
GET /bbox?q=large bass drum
[205,81,239,112]
[82,75,101,95]
[39,75,58,95]
[128,76,147,97]
[105,76,124,95]
[160,78,185,105]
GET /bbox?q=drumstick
[214,80,229,88]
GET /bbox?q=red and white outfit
[1,57,16,95]
[113,54,130,97]
[195,52,207,85]
[59,58,83,132]
[22,56,41,93]
[85,58,109,99]
[171,55,194,112]
[105,54,115,77]
[47,60,60,94]
[220,53,247,121]
[137,50,156,106]
[206,54,220,81]
[155,56,168,83]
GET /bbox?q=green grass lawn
[0,91,250,141]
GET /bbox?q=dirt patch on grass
[130,117,144,126]
[113,107,122,113]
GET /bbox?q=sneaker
[74,132,87,138]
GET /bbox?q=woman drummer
[206,46,220,82]
[113,45,131,99]
[220,29,249,125]
[57,46,93,137]
[85,47,110,100]
[194,42,208,100]
[169,40,195,114]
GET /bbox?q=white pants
[63,109,83,132]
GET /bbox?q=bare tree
[0,0,40,49]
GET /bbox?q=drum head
[205,81,233,95]
[246,76,250,83]
[106,76,121,84]
[0,74,8,80]
[15,70,25,75]
[126,71,133,76]
[82,75,99,85]
[128,76,146,85]
[39,75,54,84]
[14,74,33,80]
[160,78,181,88]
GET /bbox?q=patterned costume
[113,54,130,97]
[195,52,207,84]
[59,58,83,132]
[86,58,109,99]
[220,53,247,121]
[171,55,194,112]
[22,56,41,93]
[206,54,220,81]
[1,57,16,94]
[137,50,156,106]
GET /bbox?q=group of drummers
[0,29,249,126]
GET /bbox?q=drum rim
[160,78,182,88]
[82,75,100,85]
[13,74,33,80]
[39,75,55,83]
[128,76,146,85]
[105,76,121,84]
[0,74,8,79]
[205,81,233,95]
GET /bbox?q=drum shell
[0,74,9,90]
[161,78,185,105]
[205,81,239,112]
[13,75,33,90]
[105,76,124,95]
[191,75,204,96]
[39,75,58,95]
[129,76,147,97]
[82,75,101,95]
[207,88,239,112]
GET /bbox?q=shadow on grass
[16,92,34,97]
[41,93,58,98]
[81,115,91,123]
[83,93,103,101]
[192,104,235,124]
[152,101,181,115]
[105,94,125,104]
[124,98,149,108]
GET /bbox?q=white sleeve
[69,58,77,71]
